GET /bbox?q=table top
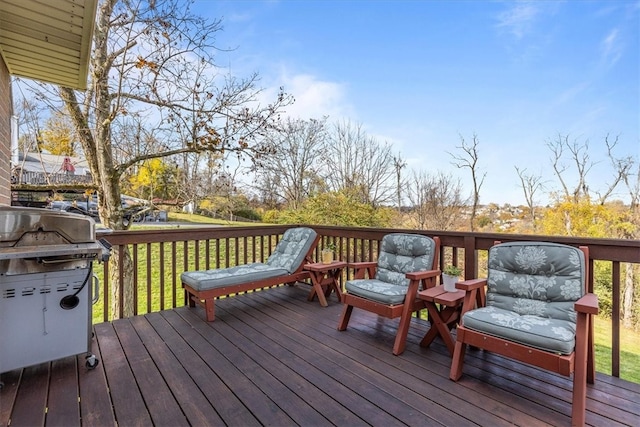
[304,261,347,271]
[417,285,465,306]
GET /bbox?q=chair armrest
[406,269,441,280]
[455,278,487,291]
[348,261,377,269]
[348,261,378,280]
[575,293,599,315]
[456,278,488,314]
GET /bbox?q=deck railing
[97,224,640,379]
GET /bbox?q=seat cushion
[345,279,410,305]
[266,227,317,273]
[462,306,576,354]
[181,263,288,291]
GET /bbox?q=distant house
[10,151,94,208]
[11,151,93,186]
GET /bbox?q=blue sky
[194,0,639,205]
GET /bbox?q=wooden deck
[1,284,639,426]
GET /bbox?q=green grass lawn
[168,212,262,226]
[594,316,640,383]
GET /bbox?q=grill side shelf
[0,244,105,260]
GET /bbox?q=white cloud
[600,28,623,68]
[273,72,354,121]
[496,2,540,39]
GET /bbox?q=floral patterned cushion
[266,227,317,273]
[462,241,586,354]
[345,233,436,305]
[181,227,317,291]
[345,279,411,305]
[463,306,577,354]
[181,263,289,291]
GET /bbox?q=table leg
[327,270,342,302]
[307,272,329,307]
[421,302,459,355]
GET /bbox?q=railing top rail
[102,224,640,263]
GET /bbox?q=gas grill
[0,206,110,373]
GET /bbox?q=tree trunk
[109,246,136,319]
[622,263,635,329]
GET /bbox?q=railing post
[612,261,621,378]
[463,235,477,280]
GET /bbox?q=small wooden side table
[417,285,465,355]
[304,261,347,307]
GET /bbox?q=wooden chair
[181,227,320,321]
[338,233,440,355]
[450,241,598,426]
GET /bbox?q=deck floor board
[1,284,638,426]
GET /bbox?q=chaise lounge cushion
[181,263,289,291]
[181,227,317,292]
[345,233,437,305]
[265,227,318,273]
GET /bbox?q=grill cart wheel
[85,354,99,370]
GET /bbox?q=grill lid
[0,206,96,245]
[0,206,110,275]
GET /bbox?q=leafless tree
[449,134,485,231]
[252,117,328,210]
[325,120,397,207]
[598,134,635,205]
[406,170,467,231]
[393,154,407,212]
[515,166,545,231]
[19,0,292,319]
[547,134,594,203]
[616,140,639,328]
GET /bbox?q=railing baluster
[205,240,211,270]
[132,243,138,316]
[612,261,621,378]
[172,241,177,308]
[146,242,152,313]
[102,258,109,323]
[159,242,165,311]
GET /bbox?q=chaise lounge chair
[181,227,320,321]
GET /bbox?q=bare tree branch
[449,133,485,231]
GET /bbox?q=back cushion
[266,227,317,273]
[487,241,585,323]
[375,233,436,287]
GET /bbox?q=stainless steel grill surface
[0,206,110,373]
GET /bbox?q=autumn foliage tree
[39,112,78,156]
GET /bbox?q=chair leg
[450,330,467,381]
[393,306,416,356]
[204,298,215,322]
[338,304,353,331]
[587,317,596,384]
[572,314,590,426]
[187,291,196,307]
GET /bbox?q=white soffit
[0,0,98,90]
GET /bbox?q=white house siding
[0,56,11,205]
